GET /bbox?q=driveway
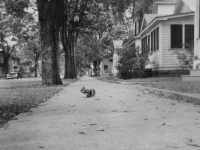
[0,76,200,150]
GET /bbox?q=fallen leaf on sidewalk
[96,127,105,131]
[89,123,97,126]
[111,110,118,112]
[186,143,200,147]
[161,123,166,125]
[70,105,76,107]
[170,102,175,105]
[38,146,44,148]
[194,102,200,105]
[166,146,178,149]
[51,110,57,111]
[143,91,150,94]
[186,138,193,142]
[79,131,86,134]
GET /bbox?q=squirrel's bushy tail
[90,89,96,97]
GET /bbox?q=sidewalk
[98,77,200,104]
[1,76,200,150]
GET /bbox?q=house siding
[146,50,161,69]
[144,24,162,69]
[162,16,194,70]
[198,39,200,58]
[101,58,113,72]
[157,5,176,14]
[179,3,192,13]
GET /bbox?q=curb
[139,86,200,104]
[98,78,200,104]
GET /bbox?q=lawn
[101,76,200,94]
[0,79,76,127]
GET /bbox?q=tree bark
[37,0,63,85]
[34,55,38,77]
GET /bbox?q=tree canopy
[1,0,153,85]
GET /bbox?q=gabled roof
[174,0,195,14]
[152,0,178,14]
[137,12,194,38]
[122,36,140,47]
[141,14,166,31]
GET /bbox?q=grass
[141,79,200,94]
[100,76,200,94]
[0,79,76,127]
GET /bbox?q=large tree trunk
[37,0,62,85]
[71,34,75,78]
[61,5,74,79]
[64,48,72,79]
[34,58,38,77]
[4,56,9,76]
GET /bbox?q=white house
[98,40,123,77]
[123,0,196,76]
[112,40,123,76]
[182,0,200,81]
[100,57,113,73]
[0,52,20,77]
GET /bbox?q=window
[154,29,157,50]
[104,65,108,70]
[142,38,144,54]
[148,35,150,53]
[142,36,148,54]
[135,20,142,36]
[171,24,194,49]
[150,27,159,52]
[0,55,4,64]
[156,27,159,50]
[144,36,147,54]
[185,25,194,48]
[151,31,154,52]
[142,27,159,54]
[171,25,182,48]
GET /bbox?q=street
[0,76,200,150]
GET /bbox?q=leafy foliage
[5,0,28,17]
[117,47,149,79]
[76,35,103,69]
[0,0,31,73]
[173,43,194,69]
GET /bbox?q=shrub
[117,47,149,79]
[173,43,194,69]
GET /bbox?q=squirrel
[80,87,96,98]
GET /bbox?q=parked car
[6,71,22,79]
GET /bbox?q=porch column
[193,0,200,69]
